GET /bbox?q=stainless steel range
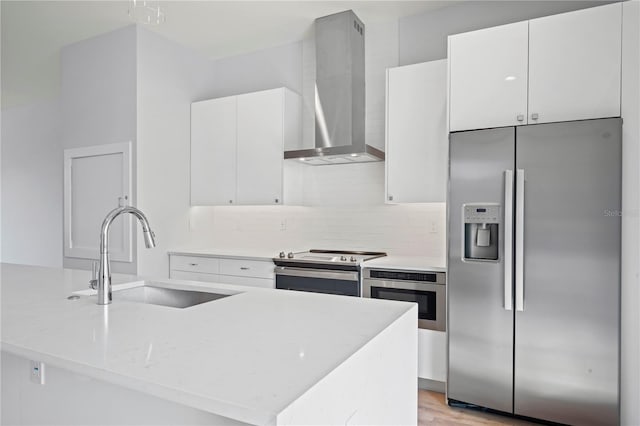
[273,250,386,297]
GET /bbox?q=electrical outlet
[30,360,45,385]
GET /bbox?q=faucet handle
[89,260,98,290]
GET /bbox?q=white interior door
[64,142,132,261]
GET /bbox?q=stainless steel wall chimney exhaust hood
[284,10,385,165]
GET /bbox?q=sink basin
[115,284,233,308]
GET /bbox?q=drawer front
[170,270,220,283]
[216,274,274,289]
[219,258,275,279]
[170,255,219,274]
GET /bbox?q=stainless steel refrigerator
[447,118,621,425]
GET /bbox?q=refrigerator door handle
[515,169,525,311]
[504,170,514,311]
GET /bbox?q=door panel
[386,60,448,203]
[236,89,284,205]
[449,21,529,132]
[190,96,237,205]
[528,3,622,124]
[514,119,621,425]
[447,127,515,413]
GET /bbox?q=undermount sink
[114,283,235,309]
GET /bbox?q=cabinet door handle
[229,200,233,204]
[531,113,539,121]
[517,114,524,122]
[240,267,250,270]
[388,195,393,201]
[189,263,198,266]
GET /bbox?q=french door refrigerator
[447,118,621,426]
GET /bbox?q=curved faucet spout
[97,206,156,305]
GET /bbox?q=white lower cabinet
[169,254,275,289]
[418,329,446,382]
[170,270,220,284]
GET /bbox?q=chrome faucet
[97,206,156,305]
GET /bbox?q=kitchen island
[1,263,417,425]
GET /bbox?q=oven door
[363,280,445,331]
[275,266,360,297]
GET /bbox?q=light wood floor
[418,390,539,425]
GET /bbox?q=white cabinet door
[169,255,219,275]
[190,96,237,205]
[236,89,284,205]
[170,270,220,283]
[418,329,446,382]
[218,258,275,279]
[386,60,448,203]
[528,3,622,124]
[449,21,529,131]
[215,274,274,289]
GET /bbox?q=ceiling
[0,0,456,108]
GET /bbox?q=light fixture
[128,0,166,25]
[505,75,517,81]
[299,158,306,162]
[350,153,358,157]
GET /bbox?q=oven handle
[274,266,359,282]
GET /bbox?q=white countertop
[168,248,299,261]
[1,263,413,425]
[364,256,446,273]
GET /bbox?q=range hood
[284,10,385,165]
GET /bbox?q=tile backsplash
[186,162,446,258]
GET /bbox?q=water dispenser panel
[463,204,500,261]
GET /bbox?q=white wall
[1,98,62,267]
[621,2,640,424]
[60,24,138,274]
[174,16,449,263]
[186,162,446,257]
[207,42,302,101]
[135,27,216,277]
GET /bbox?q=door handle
[515,169,525,311]
[504,170,514,311]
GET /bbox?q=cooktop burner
[274,249,387,267]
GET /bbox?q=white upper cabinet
[449,3,622,131]
[237,89,285,205]
[191,96,237,205]
[386,59,448,203]
[449,21,529,132]
[190,88,301,206]
[528,3,622,124]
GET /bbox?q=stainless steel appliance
[283,10,384,164]
[447,118,621,425]
[363,268,446,331]
[274,250,386,296]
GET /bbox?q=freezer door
[514,118,621,425]
[447,127,515,413]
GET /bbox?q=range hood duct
[285,10,385,165]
